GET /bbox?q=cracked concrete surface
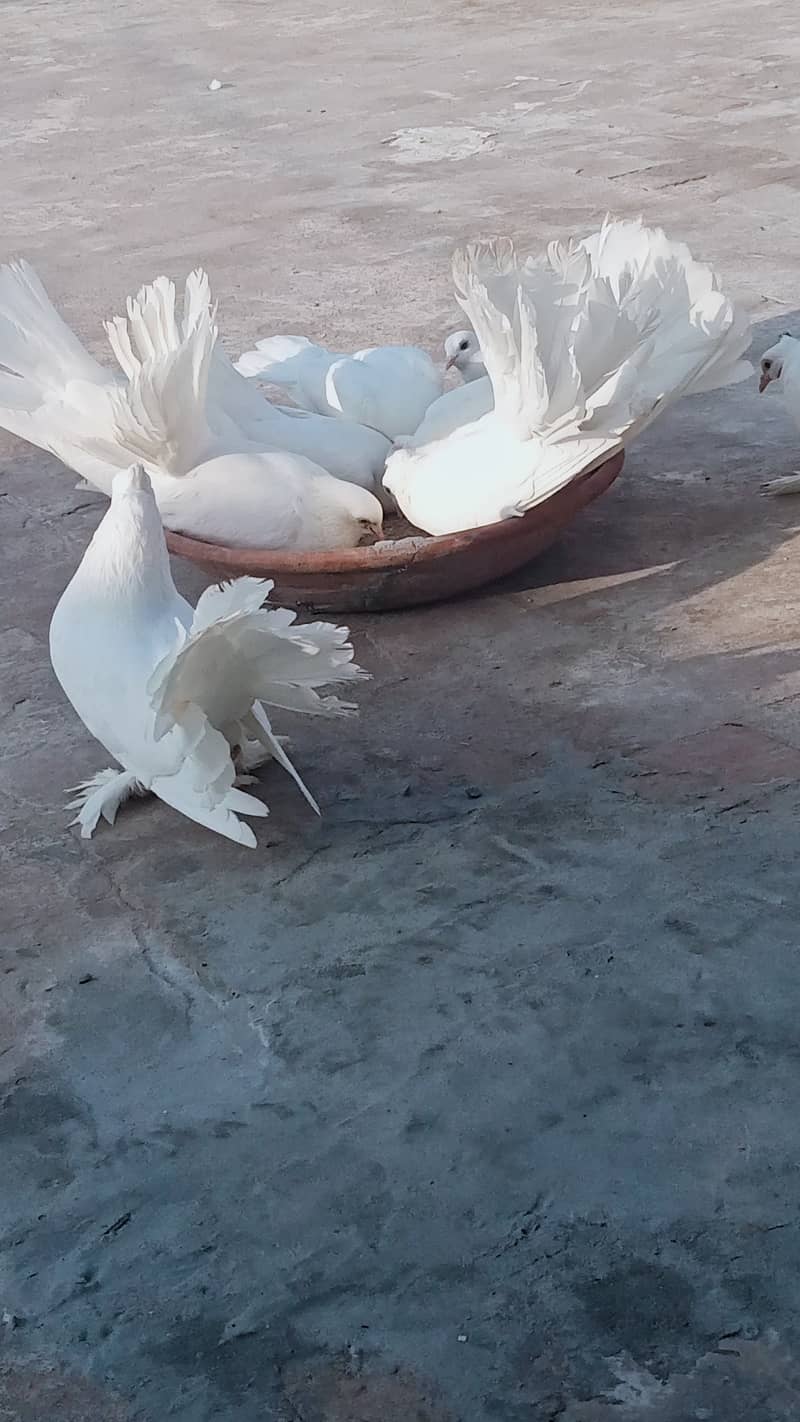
[4,0,800,1418]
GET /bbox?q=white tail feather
[0,259,221,485]
[101,272,218,473]
[145,705,267,846]
[244,703,320,816]
[387,219,752,536]
[234,334,315,383]
[0,260,115,474]
[0,259,107,388]
[452,219,752,468]
[145,577,366,821]
[148,774,262,847]
[148,580,365,740]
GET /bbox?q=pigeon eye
[459,339,470,351]
[763,360,772,370]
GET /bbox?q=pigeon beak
[759,371,771,394]
[114,463,153,497]
[445,354,459,371]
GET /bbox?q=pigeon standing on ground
[384,218,752,535]
[0,262,385,549]
[50,465,367,846]
[235,335,443,440]
[757,333,800,495]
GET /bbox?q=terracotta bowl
[164,450,624,613]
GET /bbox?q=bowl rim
[164,449,624,573]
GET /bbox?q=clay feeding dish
[165,450,624,613]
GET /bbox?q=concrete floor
[3,0,800,1417]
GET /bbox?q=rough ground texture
[3,0,800,1418]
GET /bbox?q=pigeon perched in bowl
[384,217,752,536]
[0,262,387,546]
[235,334,443,441]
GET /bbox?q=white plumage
[204,323,393,499]
[400,372,493,449]
[235,334,443,440]
[384,218,753,536]
[757,333,800,496]
[392,330,491,450]
[51,465,367,847]
[0,261,386,548]
[443,328,486,382]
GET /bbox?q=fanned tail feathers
[145,578,366,825]
[102,271,218,473]
[451,218,752,475]
[0,258,114,459]
[148,577,365,735]
[149,702,268,849]
[576,215,752,402]
[0,258,223,483]
[0,259,107,389]
[243,702,320,816]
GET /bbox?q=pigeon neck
[86,495,177,602]
[462,359,486,383]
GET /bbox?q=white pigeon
[392,330,492,450]
[235,334,443,440]
[50,465,366,847]
[444,328,487,382]
[400,374,494,450]
[205,330,393,499]
[0,261,386,548]
[757,333,800,495]
[384,218,753,536]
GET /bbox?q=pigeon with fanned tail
[235,334,443,440]
[384,218,752,535]
[0,262,386,545]
[50,465,366,847]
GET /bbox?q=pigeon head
[759,333,799,393]
[89,463,174,594]
[349,486,385,545]
[444,329,485,380]
[112,463,154,500]
[107,463,164,545]
[318,477,384,548]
